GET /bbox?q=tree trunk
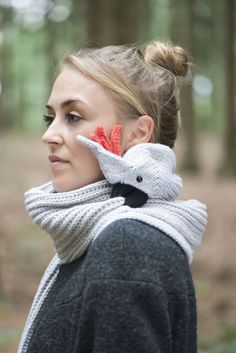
[212,1,224,133]
[86,0,143,46]
[0,8,14,131]
[219,0,236,176]
[44,17,57,101]
[0,228,4,298]
[170,0,199,172]
[70,0,87,46]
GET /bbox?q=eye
[43,114,54,127]
[136,175,143,183]
[66,113,82,124]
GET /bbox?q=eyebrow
[45,99,86,110]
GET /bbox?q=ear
[124,115,155,151]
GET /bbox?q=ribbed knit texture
[17,255,60,353]
[18,140,207,353]
[24,180,206,264]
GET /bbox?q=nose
[42,119,64,146]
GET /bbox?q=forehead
[48,67,112,108]
[52,68,98,96]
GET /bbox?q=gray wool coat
[26,218,197,353]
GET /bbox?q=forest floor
[0,133,236,353]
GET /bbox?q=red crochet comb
[89,125,123,156]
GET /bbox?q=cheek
[72,139,101,172]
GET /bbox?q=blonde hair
[61,40,191,148]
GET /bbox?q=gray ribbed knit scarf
[18,138,207,353]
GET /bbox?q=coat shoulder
[85,219,194,295]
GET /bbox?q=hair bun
[143,40,191,77]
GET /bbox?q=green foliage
[221,325,236,343]
[199,338,236,353]
[0,0,234,175]
[147,0,170,40]
[0,328,21,349]
[199,325,236,353]
[195,279,215,297]
[0,1,232,137]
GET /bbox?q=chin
[51,171,106,192]
[52,179,82,193]
[51,177,102,193]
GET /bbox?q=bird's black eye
[136,175,143,182]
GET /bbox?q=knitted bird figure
[76,125,183,207]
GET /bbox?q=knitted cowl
[25,137,207,264]
[17,138,207,353]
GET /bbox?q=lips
[49,155,69,163]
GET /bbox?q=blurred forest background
[0,0,236,352]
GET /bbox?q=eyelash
[43,113,82,127]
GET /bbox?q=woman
[18,40,207,353]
